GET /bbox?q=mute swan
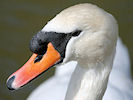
[6,3,133,100]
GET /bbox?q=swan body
[27,3,133,100]
[6,3,133,100]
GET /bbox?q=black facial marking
[34,54,43,63]
[30,30,82,62]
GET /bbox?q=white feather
[27,39,133,100]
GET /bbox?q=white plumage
[27,3,133,100]
[27,39,133,100]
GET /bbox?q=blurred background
[0,0,133,100]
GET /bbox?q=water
[0,0,133,100]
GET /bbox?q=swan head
[42,3,118,65]
[6,3,118,90]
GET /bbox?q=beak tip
[6,75,16,90]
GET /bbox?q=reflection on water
[0,0,133,100]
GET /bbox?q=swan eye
[34,54,43,63]
[71,30,82,37]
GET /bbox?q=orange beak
[7,43,61,90]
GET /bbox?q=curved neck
[65,62,112,100]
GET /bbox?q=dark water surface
[0,0,133,100]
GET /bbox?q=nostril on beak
[6,75,15,90]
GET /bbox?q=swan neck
[65,62,111,100]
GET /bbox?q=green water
[0,0,133,100]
